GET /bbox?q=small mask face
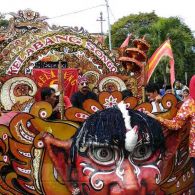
[14,84,31,96]
[92,88,99,95]
[104,83,117,92]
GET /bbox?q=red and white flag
[120,34,131,48]
[118,34,131,56]
[146,39,175,86]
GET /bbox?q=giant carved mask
[43,107,166,195]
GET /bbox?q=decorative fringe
[70,108,165,165]
[76,108,126,148]
[128,109,165,153]
[70,108,126,165]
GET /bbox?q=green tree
[108,12,159,48]
[108,12,195,84]
[0,13,9,29]
[147,17,195,84]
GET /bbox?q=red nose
[110,160,139,195]
[110,183,139,195]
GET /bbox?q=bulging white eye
[132,143,152,161]
[95,148,113,161]
[40,110,47,118]
[2,133,8,140]
[37,140,44,148]
[166,101,172,107]
[88,146,118,166]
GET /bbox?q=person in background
[173,80,183,101]
[145,83,164,113]
[40,87,60,120]
[71,76,97,109]
[92,86,99,96]
[182,88,190,102]
[164,85,173,94]
[50,84,72,109]
[173,80,188,101]
[160,83,166,96]
[121,89,133,99]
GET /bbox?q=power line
[47,4,105,20]
[109,7,116,22]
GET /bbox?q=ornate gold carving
[32,149,42,191]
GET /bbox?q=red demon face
[43,108,165,195]
[72,144,162,195]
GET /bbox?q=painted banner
[32,68,78,98]
[146,39,175,86]
[5,34,118,75]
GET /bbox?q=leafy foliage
[107,12,195,85]
[0,13,9,29]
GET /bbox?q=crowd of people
[145,80,191,113]
[34,75,192,121]
[34,75,98,120]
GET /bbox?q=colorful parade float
[0,9,194,194]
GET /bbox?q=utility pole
[97,11,105,35]
[105,0,112,51]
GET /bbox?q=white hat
[50,84,60,96]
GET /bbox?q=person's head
[121,89,133,99]
[40,87,57,108]
[78,76,90,94]
[165,85,172,94]
[174,80,181,89]
[92,87,99,95]
[145,83,160,102]
[50,84,60,96]
[182,88,189,99]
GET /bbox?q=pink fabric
[189,75,195,100]
[0,111,18,125]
